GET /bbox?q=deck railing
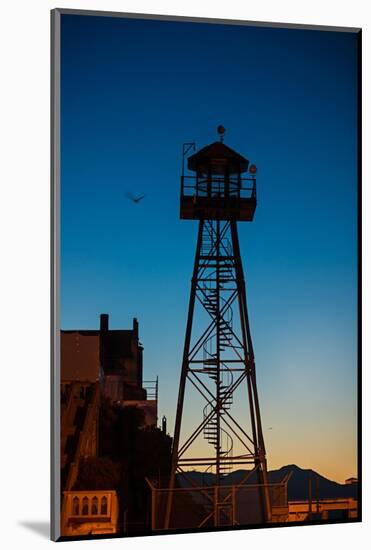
[181,175,256,200]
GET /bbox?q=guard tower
[159,127,276,531]
[180,127,256,222]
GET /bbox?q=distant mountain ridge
[178,464,358,501]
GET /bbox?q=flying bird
[125,192,146,204]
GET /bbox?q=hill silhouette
[177,465,358,501]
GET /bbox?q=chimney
[162,416,167,435]
[133,317,139,337]
[100,313,109,332]
[99,314,109,375]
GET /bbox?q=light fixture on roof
[217,124,226,142]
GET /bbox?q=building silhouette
[60,314,158,536]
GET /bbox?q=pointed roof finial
[217,124,226,142]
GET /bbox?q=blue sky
[60,14,359,482]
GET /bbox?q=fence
[146,479,288,531]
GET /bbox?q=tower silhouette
[164,127,272,529]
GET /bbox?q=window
[82,496,89,515]
[101,496,108,515]
[92,496,98,515]
[72,496,79,515]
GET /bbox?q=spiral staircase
[200,225,237,476]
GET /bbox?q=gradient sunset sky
[60,14,359,483]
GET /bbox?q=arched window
[101,496,108,515]
[72,496,79,515]
[82,496,89,515]
[92,496,98,515]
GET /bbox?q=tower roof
[188,141,249,174]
